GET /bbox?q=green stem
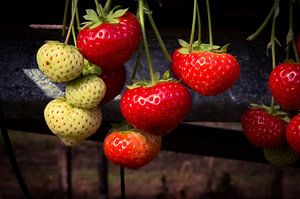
[206,0,213,49]
[131,44,143,83]
[75,4,81,30]
[270,8,277,113]
[196,3,201,47]
[189,0,197,53]
[286,0,294,60]
[144,1,171,62]
[71,0,78,46]
[64,0,78,44]
[247,5,275,41]
[138,0,155,83]
[62,0,71,37]
[104,0,113,13]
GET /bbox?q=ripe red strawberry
[77,8,141,71]
[286,114,300,154]
[171,48,240,96]
[120,81,192,136]
[103,129,161,169]
[100,65,126,103]
[269,63,300,110]
[241,108,287,148]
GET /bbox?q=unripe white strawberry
[66,75,106,109]
[263,147,299,167]
[36,41,84,82]
[44,98,102,146]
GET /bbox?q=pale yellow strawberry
[263,147,299,167]
[44,98,102,146]
[66,75,106,109]
[36,41,84,82]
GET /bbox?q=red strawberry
[77,8,141,71]
[241,107,287,148]
[286,114,300,154]
[120,81,192,136]
[269,63,300,110]
[171,48,240,96]
[100,65,126,104]
[103,130,161,169]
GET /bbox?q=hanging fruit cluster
[241,0,300,167]
[37,0,242,169]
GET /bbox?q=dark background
[1,0,298,32]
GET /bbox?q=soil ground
[1,130,300,199]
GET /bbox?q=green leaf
[83,9,99,21]
[162,70,171,80]
[112,8,128,18]
[178,39,189,48]
[153,72,161,82]
[90,21,103,29]
[96,2,105,16]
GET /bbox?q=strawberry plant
[119,0,192,136]
[36,0,106,146]
[171,0,240,96]
[242,0,300,166]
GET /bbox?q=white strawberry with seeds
[36,41,84,82]
[66,74,106,109]
[44,98,102,146]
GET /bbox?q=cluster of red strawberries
[37,1,242,169]
[241,34,300,167]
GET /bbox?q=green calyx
[249,103,290,122]
[81,4,128,29]
[177,39,229,54]
[82,59,102,76]
[127,70,176,89]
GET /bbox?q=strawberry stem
[188,0,198,53]
[71,0,78,46]
[206,0,213,50]
[247,5,275,41]
[62,0,70,37]
[138,0,155,83]
[64,0,78,45]
[287,0,299,63]
[131,44,143,83]
[144,1,171,62]
[196,4,201,47]
[270,3,277,114]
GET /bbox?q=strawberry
[76,7,141,71]
[44,98,102,146]
[286,114,300,154]
[103,129,161,169]
[241,107,287,148]
[171,43,240,96]
[100,65,126,103]
[263,147,299,167]
[65,74,106,109]
[36,41,84,82]
[120,78,192,136]
[268,63,300,110]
